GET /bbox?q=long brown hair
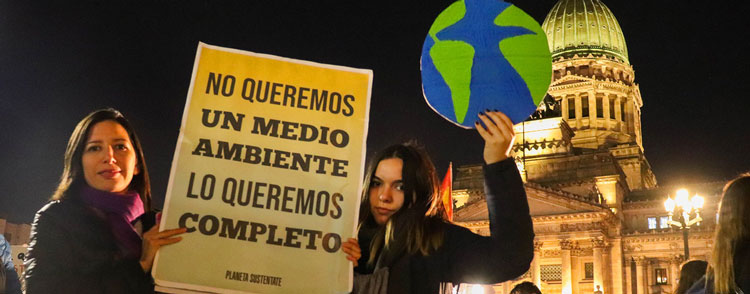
[707,173,750,293]
[52,108,152,210]
[358,142,446,265]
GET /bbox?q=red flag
[440,162,453,221]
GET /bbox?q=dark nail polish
[493,109,498,112]
[478,111,484,115]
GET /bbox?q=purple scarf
[80,186,145,259]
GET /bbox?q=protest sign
[153,42,372,294]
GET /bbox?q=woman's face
[81,120,139,194]
[369,158,405,225]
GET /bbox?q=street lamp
[663,189,704,259]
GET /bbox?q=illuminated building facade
[452,1,720,293]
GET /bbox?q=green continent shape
[430,41,474,123]
[428,1,473,123]
[495,5,552,107]
[429,1,466,39]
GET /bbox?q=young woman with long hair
[342,111,535,294]
[705,174,750,293]
[24,108,186,293]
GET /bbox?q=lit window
[655,268,668,284]
[660,216,669,229]
[648,217,657,229]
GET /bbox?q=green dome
[542,0,629,64]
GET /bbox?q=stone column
[610,238,625,294]
[561,240,574,294]
[562,95,569,120]
[615,96,622,122]
[635,256,646,294]
[646,259,653,294]
[571,243,582,294]
[575,93,582,127]
[625,100,634,135]
[533,241,543,288]
[588,91,597,122]
[593,238,606,294]
[635,103,643,148]
[625,259,632,294]
[604,94,612,129]
[603,252,611,294]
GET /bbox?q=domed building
[452,1,720,294]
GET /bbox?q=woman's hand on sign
[476,110,516,164]
[139,222,188,272]
[342,238,361,267]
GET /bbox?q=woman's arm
[443,111,534,283]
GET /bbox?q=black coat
[24,199,155,294]
[356,158,535,294]
[736,240,750,293]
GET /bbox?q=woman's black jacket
[24,199,155,294]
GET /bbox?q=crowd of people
[0,108,530,294]
[0,107,746,294]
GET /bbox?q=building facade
[452,1,719,294]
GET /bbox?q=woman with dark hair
[24,108,186,293]
[510,281,542,294]
[675,260,708,294]
[343,111,534,294]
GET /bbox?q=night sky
[1,1,747,223]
